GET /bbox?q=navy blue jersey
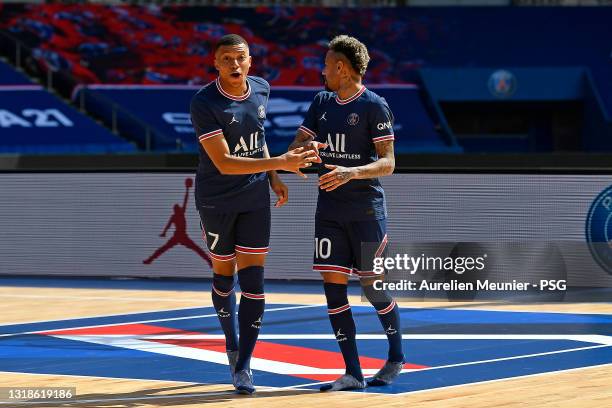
[190,76,271,212]
[300,86,395,221]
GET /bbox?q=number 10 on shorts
[315,237,331,259]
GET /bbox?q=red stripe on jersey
[373,135,395,143]
[313,264,353,275]
[375,234,389,258]
[199,129,223,141]
[335,86,366,105]
[299,126,316,138]
[235,245,269,254]
[215,78,251,101]
[209,252,236,261]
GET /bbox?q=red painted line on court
[43,323,427,382]
[41,323,201,336]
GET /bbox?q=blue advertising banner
[420,67,586,102]
[0,87,136,154]
[75,85,457,154]
[0,62,32,85]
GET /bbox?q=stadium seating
[0,61,136,154]
[1,5,609,153]
[2,6,609,105]
[75,84,459,153]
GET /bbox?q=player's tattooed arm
[318,141,395,192]
[363,139,395,177]
[288,129,314,150]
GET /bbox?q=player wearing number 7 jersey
[190,34,318,395]
[289,35,404,391]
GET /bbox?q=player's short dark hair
[329,35,370,77]
[214,34,249,52]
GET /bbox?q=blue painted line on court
[0,335,310,387]
[356,339,592,366]
[0,307,217,335]
[3,304,611,336]
[1,304,611,394]
[0,276,361,295]
[346,345,612,395]
[0,335,598,389]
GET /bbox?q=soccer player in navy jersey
[289,35,404,391]
[190,34,317,394]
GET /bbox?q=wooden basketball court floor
[0,278,610,408]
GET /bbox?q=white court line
[289,344,612,390]
[44,334,612,377]
[0,302,318,328]
[0,304,324,339]
[52,334,612,346]
[0,370,198,384]
[390,362,612,397]
[0,369,304,392]
[0,387,318,406]
[423,305,612,316]
[0,305,209,328]
[277,362,612,396]
[114,334,610,345]
[0,294,214,302]
[50,335,387,376]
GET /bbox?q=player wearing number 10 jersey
[289,35,405,391]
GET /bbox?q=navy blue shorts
[313,217,388,279]
[198,206,271,262]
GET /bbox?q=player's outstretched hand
[319,164,354,192]
[279,147,318,178]
[304,141,328,163]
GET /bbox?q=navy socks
[324,283,363,381]
[236,266,265,372]
[212,273,238,351]
[362,283,404,363]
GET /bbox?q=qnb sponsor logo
[233,132,265,157]
[0,109,74,128]
[376,121,392,131]
[162,112,194,134]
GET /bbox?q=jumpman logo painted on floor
[143,178,212,267]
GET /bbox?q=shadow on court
[14,383,319,407]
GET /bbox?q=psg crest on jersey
[347,113,359,126]
[258,105,266,119]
